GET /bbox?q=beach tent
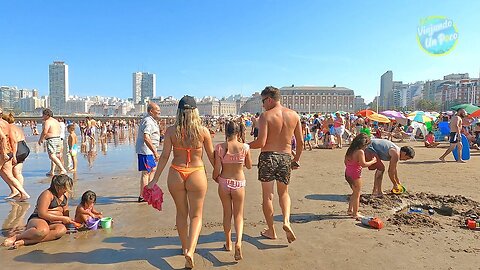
[411,121,427,138]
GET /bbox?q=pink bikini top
[215,143,249,164]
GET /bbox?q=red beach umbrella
[356,109,375,117]
[470,109,480,118]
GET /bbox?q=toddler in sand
[344,133,377,219]
[213,120,252,261]
[75,190,103,224]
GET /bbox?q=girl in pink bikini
[344,133,377,219]
[213,120,252,261]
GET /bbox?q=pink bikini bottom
[218,176,246,193]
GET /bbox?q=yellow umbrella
[367,112,391,123]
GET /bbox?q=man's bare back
[260,106,300,153]
[43,117,61,138]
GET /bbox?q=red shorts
[365,149,385,171]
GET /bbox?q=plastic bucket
[100,217,112,229]
[86,217,100,230]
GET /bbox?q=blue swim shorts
[137,154,157,172]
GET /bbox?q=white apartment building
[65,99,91,114]
[17,97,45,113]
[132,72,156,104]
[49,61,69,114]
[392,81,409,109]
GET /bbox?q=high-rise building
[353,96,367,111]
[380,71,393,110]
[49,61,69,114]
[392,81,409,109]
[132,72,156,104]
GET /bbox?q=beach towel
[143,184,164,211]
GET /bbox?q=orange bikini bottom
[170,165,205,181]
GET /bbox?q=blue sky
[1,0,479,102]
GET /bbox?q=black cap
[178,95,197,109]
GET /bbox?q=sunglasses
[262,97,269,104]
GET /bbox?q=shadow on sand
[13,231,288,269]
[403,160,457,165]
[305,194,348,202]
[274,213,349,223]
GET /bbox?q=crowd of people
[1,86,479,269]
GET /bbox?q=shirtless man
[250,112,260,140]
[0,109,30,200]
[38,108,67,175]
[249,86,303,243]
[439,108,467,162]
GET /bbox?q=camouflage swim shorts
[258,152,292,185]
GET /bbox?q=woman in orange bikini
[147,96,214,269]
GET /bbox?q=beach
[1,133,479,270]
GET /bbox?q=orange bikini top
[173,146,202,167]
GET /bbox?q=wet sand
[1,134,479,269]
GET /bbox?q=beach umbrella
[367,112,391,123]
[469,109,480,118]
[424,112,438,121]
[380,110,405,119]
[407,111,432,123]
[451,103,480,114]
[356,109,375,117]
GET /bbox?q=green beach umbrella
[451,103,480,114]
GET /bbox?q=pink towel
[143,184,164,211]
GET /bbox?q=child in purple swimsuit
[344,134,377,219]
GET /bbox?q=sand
[1,135,480,270]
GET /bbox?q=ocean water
[0,127,139,236]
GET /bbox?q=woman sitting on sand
[2,174,75,248]
[147,96,214,269]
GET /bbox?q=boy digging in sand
[344,134,377,219]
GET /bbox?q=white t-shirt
[135,115,160,155]
[59,122,66,140]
